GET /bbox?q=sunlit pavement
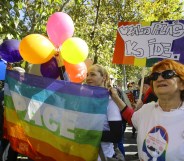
[124,125,139,161]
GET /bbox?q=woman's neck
[158,98,182,112]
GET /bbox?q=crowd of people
[1,59,184,161]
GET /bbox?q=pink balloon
[46,12,74,47]
[64,61,87,83]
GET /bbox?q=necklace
[170,101,183,111]
[177,101,183,109]
[155,101,183,111]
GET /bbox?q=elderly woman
[111,59,184,161]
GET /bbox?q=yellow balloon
[60,37,88,64]
[19,34,56,64]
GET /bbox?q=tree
[136,0,184,21]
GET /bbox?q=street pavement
[124,125,139,161]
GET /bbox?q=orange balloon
[64,61,87,83]
[19,34,56,64]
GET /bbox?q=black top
[0,90,4,140]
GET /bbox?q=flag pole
[122,65,127,91]
[138,67,145,101]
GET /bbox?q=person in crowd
[1,66,27,161]
[86,64,123,161]
[110,59,184,161]
[126,82,137,137]
[0,80,18,161]
[115,88,127,159]
[132,76,158,157]
[135,76,158,118]
[127,82,134,91]
[109,76,126,159]
[137,76,157,104]
[126,82,137,109]
[0,81,4,160]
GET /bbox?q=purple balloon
[40,57,60,79]
[0,39,22,62]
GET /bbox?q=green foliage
[136,0,184,21]
[0,0,183,88]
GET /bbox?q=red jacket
[121,106,134,126]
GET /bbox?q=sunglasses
[149,70,178,81]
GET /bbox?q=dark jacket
[0,90,4,140]
[143,87,157,104]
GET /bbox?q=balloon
[64,61,87,83]
[40,57,60,79]
[0,39,22,62]
[46,12,74,47]
[19,34,55,64]
[0,60,6,80]
[61,37,88,64]
[84,58,93,69]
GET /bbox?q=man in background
[0,80,4,161]
[136,76,157,108]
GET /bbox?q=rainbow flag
[4,70,109,161]
[113,20,184,67]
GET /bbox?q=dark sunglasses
[149,70,178,81]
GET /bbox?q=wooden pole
[138,67,145,101]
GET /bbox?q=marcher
[133,76,158,157]
[109,76,126,159]
[0,81,4,160]
[126,82,136,109]
[126,82,137,138]
[86,64,123,161]
[114,88,127,159]
[135,76,158,112]
[110,59,184,161]
[1,67,27,161]
[138,76,157,104]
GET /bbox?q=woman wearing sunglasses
[110,59,184,161]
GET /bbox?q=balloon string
[55,50,65,80]
[58,66,65,80]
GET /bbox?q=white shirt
[132,102,184,161]
[98,97,122,160]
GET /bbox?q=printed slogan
[113,20,184,66]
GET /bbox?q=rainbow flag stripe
[4,70,109,161]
